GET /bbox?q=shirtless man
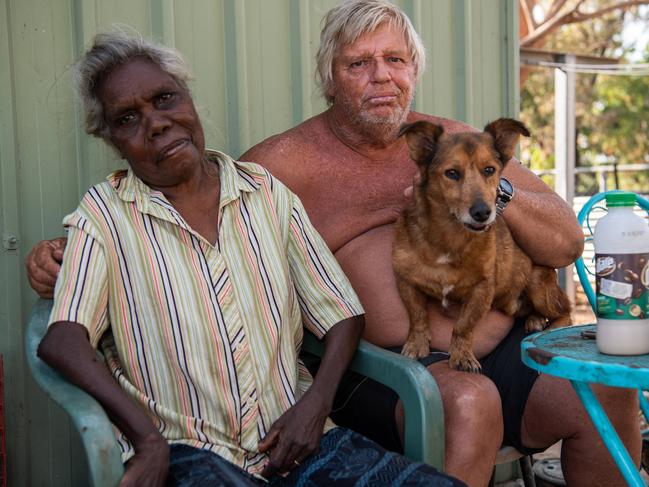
[26,2,640,486]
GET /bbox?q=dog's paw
[524,315,546,334]
[501,299,521,317]
[546,315,572,329]
[401,337,430,359]
[449,352,482,374]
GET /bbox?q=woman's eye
[117,114,135,126]
[157,92,174,104]
[445,169,461,180]
[388,56,403,63]
[484,166,496,176]
[350,60,366,68]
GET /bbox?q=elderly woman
[36,31,463,487]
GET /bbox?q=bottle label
[595,253,649,320]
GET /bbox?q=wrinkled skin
[26,237,66,298]
[258,389,329,477]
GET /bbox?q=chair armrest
[25,299,124,487]
[302,331,444,469]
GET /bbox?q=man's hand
[258,389,329,478]
[403,171,422,198]
[120,432,170,487]
[25,237,67,298]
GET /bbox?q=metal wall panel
[0,0,517,484]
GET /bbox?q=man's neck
[324,106,407,159]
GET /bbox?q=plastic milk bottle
[594,192,649,355]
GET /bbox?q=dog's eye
[444,169,461,180]
[483,166,496,176]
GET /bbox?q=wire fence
[533,162,649,195]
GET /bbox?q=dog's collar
[496,177,514,215]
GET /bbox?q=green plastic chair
[25,299,124,487]
[26,298,445,486]
[305,334,535,487]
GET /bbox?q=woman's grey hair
[75,27,193,141]
[316,0,426,104]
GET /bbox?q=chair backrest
[575,190,649,312]
[25,299,124,487]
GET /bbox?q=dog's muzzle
[462,201,496,232]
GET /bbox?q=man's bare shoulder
[239,114,326,175]
[407,112,476,135]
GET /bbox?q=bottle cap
[605,191,636,207]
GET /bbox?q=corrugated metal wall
[0,0,518,484]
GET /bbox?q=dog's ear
[398,121,444,167]
[483,118,530,165]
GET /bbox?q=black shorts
[302,320,542,456]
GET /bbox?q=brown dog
[393,118,572,373]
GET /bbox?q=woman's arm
[258,315,364,477]
[38,322,169,487]
[310,315,364,409]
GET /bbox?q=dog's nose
[469,201,492,222]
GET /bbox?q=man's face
[329,23,416,131]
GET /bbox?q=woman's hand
[25,237,67,298]
[120,432,170,487]
[258,389,329,478]
[258,316,363,478]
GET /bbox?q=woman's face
[97,57,205,189]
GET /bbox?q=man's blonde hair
[316,0,425,104]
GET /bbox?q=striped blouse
[49,150,363,475]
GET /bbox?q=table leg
[571,380,645,486]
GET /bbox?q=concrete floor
[496,440,649,486]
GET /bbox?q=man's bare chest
[292,156,417,250]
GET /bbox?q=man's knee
[593,385,640,431]
[432,365,503,436]
[536,376,638,422]
[593,384,638,409]
[523,376,639,450]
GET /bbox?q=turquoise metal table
[522,324,648,486]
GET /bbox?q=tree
[519,0,649,48]
[518,0,649,194]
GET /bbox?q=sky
[622,6,649,62]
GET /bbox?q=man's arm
[258,315,364,477]
[38,322,169,487]
[503,161,584,268]
[25,237,67,298]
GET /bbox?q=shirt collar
[212,149,261,206]
[107,149,262,211]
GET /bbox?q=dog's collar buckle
[496,177,514,215]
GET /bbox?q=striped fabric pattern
[49,150,363,475]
